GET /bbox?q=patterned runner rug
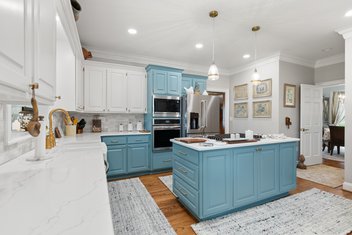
[192,188,352,235]
[297,164,344,188]
[108,178,176,235]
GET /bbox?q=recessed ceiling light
[345,9,352,17]
[195,43,203,49]
[243,54,251,59]
[322,48,332,52]
[128,28,137,35]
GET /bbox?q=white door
[300,84,323,165]
[107,69,127,112]
[84,66,106,112]
[33,0,57,102]
[127,71,146,113]
[0,0,33,100]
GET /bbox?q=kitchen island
[171,137,299,220]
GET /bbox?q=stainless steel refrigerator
[181,94,221,136]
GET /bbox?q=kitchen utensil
[176,138,207,144]
[65,125,77,136]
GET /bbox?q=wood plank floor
[119,160,352,235]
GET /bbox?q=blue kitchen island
[171,137,299,221]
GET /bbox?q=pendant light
[208,10,219,81]
[251,26,261,85]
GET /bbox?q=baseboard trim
[343,182,352,192]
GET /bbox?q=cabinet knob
[29,83,39,89]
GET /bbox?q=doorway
[208,91,225,134]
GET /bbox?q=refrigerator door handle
[200,100,207,128]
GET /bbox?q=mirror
[5,104,33,145]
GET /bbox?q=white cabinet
[84,66,107,112]
[76,59,84,111]
[83,63,146,113]
[0,0,56,103]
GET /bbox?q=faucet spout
[46,108,73,149]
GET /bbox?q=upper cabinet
[182,74,207,95]
[0,0,57,103]
[84,62,146,113]
[146,65,183,96]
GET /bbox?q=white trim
[87,47,232,76]
[280,53,315,68]
[315,79,345,86]
[343,182,352,192]
[314,54,345,68]
[336,27,352,39]
[84,60,146,73]
[206,88,230,134]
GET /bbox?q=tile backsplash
[68,112,144,132]
[0,104,35,166]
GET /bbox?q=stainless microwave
[153,95,180,117]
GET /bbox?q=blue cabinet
[280,143,297,192]
[152,151,173,170]
[182,74,207,95]
[107,145,127,176]
[128,143,149,173]
[146,65,183,96]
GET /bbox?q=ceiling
[76,0,352,71]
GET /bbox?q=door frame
[207,88,230,133]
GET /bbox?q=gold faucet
[46,108,72,149]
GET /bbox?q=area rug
[159,175,174,193]
[108,178,176,235]
[191,188,352,235]
[297,164,344,188]
[322,150,345,162]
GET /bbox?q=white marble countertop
[0,133,117,234]
[171,137,300,151]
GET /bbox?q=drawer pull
[111,140,119,143]
[163,159,172,163]
[134,139,144,142]
[179,167,188,174]
[178,188,188,196]
[256,147,262,152]
[178,151,187,156]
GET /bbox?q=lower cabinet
[128,144,149,173]
[107,145,127,176]
[173,142,298,220]
[152,151,173,170]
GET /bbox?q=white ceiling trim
[86,47,232,76]
[279,53,315,68]
[314,53,344,68]
[336,27,352,39]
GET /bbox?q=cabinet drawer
[127,135,149,144]
[173,144,198,165]
[174,175,198,214]
[174,156,199,190]
[152,151,173,170]
[101,136,127,146]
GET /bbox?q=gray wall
[323,84,345,97]
[315,62,344,84]
[279,61,315,137]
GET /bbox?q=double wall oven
[152,95,181,151]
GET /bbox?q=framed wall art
[253,79,272,98]
[284,83,296,107]
[253,100,272,118]
[234,84,248,100]
[234,102,248,118]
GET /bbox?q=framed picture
[253,100,272,118]
[234,84,248,100]
[284,83,296,107]
[253,79,272,98]
[234,102,248,118]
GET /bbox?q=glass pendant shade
[251,68,261,85]
[208,63,219,81]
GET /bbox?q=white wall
[279,61,315,137]
[230,59,280,135]
[315,62,344,84]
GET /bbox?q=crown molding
[314,53,344,68]
[279,53,315,68]
[86,47,232,76]
[336,27,352,39]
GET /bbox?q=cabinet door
[153,70,167,94]
[0,0,32,100]
[257,145,279,199]
[75,59,84,111]
[107,145,127,176]
[127,71,146,113]
[233,147,258,207]
[167,72,181,95]
[202,150,232,217]
[34,0,56,102]
[181,77,192,95]
[107,69,127,112]
[128,144,149,173]
[280,143,297,192]
[193,78,207,94]
[84,66,106,112]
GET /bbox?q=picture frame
[234,84,248,100]
[234,102,248,118]
[253,79,272,98]
[253,100,272,118]
[284,83,296,107]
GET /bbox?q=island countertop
[171,137,299,151]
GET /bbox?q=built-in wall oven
[153,95,180,117]
[152,118,181,151]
